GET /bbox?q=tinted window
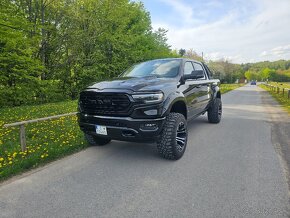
[193,63,206,79]
[121,59,181,78]
[193,62,203,71]
[203,64,212,79]
[184,62,194,75]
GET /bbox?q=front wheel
[157,113,188,160]
[207,98,222,123]
[84,133,111,146]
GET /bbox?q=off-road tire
[157,113,188,160]
[207,98,222,123]
[85,133,111,146]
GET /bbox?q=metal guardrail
[3,112,78,151]
[263,83,290,99]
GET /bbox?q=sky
[141,0,290,63]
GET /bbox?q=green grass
[268,82,290,89]
[220,83,245,94]
[0,100,87,181]
[260,84,290,114]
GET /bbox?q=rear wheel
[207,98,222,123]
[84,133,111,146]
[157,113,187,160]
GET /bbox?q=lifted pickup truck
[78,58,222,160]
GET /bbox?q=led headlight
[132,93,164,103]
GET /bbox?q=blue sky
[141,0,290,63]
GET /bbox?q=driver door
[181,61,202,119]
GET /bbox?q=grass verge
[268,82,290,89]
[220,83,245,94]
[0,100,87,182]
[259,84,290,114]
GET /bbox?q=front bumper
[78,113,166,142]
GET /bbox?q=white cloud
[261,44,290,58]
[272,45,290,56]
[204,52,243,63]
[159,0,202,25]
[151,0,290,63]
[204,0,223,8]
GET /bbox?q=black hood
[87,76,178,93]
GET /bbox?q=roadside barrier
[263,83,290,99]
[3,112,78,151]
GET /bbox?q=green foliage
[0,0,43,107]
[220,84,245,94]
[208,59,290,84]
[0,0,176,107]
[244,70,259,81]
[242,60,290,82]
[179,49,186,57]
[208,60,243,83]
[260,68,272,80]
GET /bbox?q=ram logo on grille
[87,99,112,105]
[80,92,131,116]
[97,99,105,105]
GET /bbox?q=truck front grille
[79,91,131,116]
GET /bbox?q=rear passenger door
[192,62,211,113]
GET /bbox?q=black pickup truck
[78,58,222,160]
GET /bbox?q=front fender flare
[161,92,187,117]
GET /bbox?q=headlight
[132,93,164,103]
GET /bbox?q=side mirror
[183,70,204,80]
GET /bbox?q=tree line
[243,60,290,82]
[179,49,290,83]
[0,0,177,107]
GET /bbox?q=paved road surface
[0,85,289,218]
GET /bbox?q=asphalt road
[0,85,289,218]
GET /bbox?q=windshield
[121,59,181,78]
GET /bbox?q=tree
[260,68,273,81]
[244,70,258,81]
[0,0,43,106]
[179,49,186,57]
[208,59,243,83]
[184,49,203,61]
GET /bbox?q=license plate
[95,125,107,135]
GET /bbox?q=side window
[204,64,212,79]
[184,62,194,75]
[193,62,206,79]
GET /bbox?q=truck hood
[87,76,178,92]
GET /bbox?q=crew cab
[78,58,222,160]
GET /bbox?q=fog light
[140,123,158,131]
[144,109,158,116]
